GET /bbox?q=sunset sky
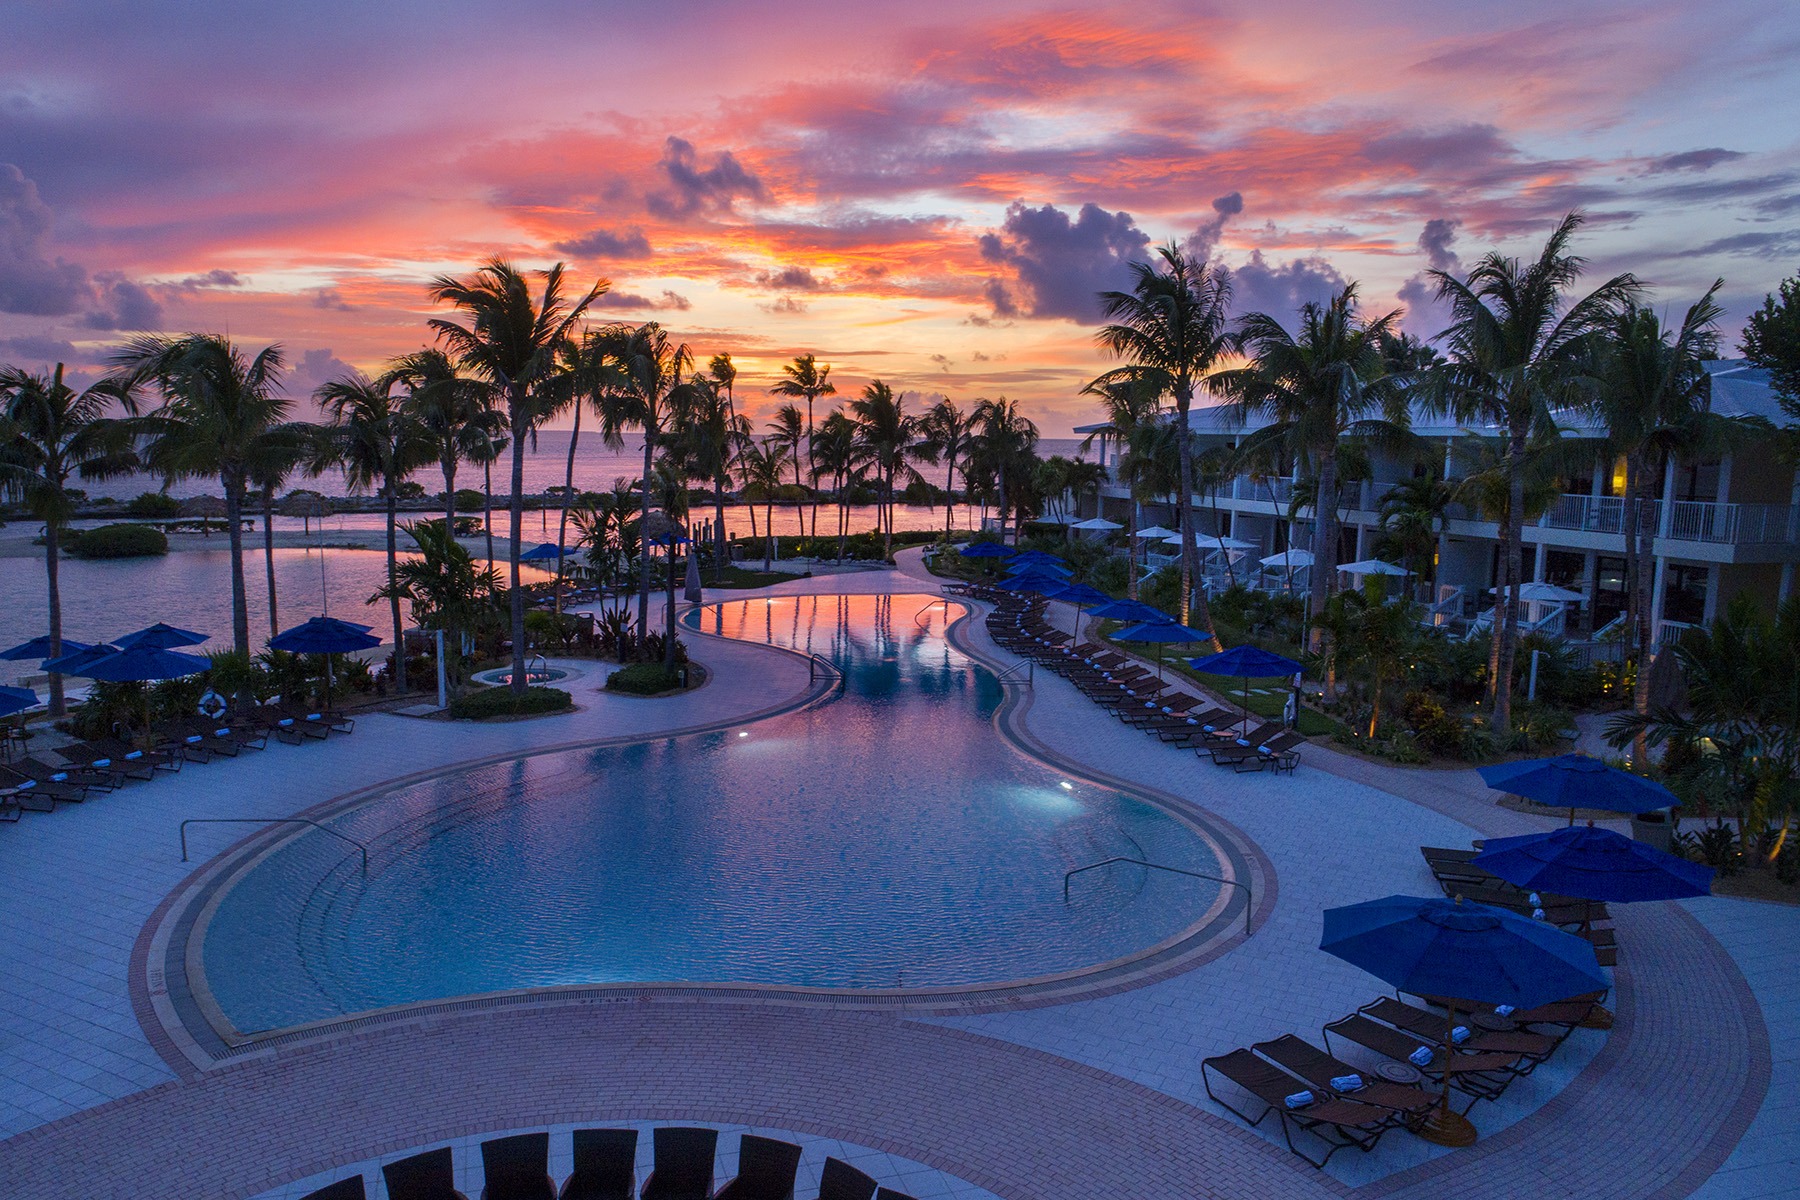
[2,0,1797,433]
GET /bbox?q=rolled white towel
[1283,1090,1315,1109]
[1495,1004,1516,1017]
[1450,1025,1472,1044]
[1408,1045,1434,1066]
[1330,1073,1365,1092]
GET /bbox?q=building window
[1663,564,1709,625]
[1595,556,1627,629]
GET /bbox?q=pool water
[202,593,1224,1033]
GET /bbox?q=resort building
[1076,360,1800,645]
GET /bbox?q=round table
[1375,1061,1424,1085]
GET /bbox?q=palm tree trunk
[262,489,279,637]
[441,458,459,675]
[555,402,581,619]
[713,480,728,586]
[884,468,895,561]
[482,457,496,567]
[1174,392,1219,647]
[1127,501,1140,601]
[387,483,407,692]
[1493,426,1528,732]
[223,475,251,657]
[637,428,655,645]
[44,523,65,717]
[807,397,818,540]
[764,500,774,571]
[664,542,678,669]
[1630,454,1657,765]
[1307,450,1337,652]
[508,400,528,694]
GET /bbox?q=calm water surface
[201,593,1222,1031]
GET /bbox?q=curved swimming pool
[200,593,1227,1034]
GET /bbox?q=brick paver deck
[0,554,1785,1199]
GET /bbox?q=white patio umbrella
[1491,581,1586,604]
[1135,525,1180,539]
[1338,559,1410,576]
[1169,533,1256,551]
[1071,517,1123,531]
[1260,549,1315,569]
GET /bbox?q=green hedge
[126,492,182,518]
[448,684,572,719]
[605,662,684,695]
[66,523,169,558]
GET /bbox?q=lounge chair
[1120,693,1204,726]
[0,775,54,813]
[1200,1047,1397,1167]
[56,740,156,781]
[559,1128,637,1200]
[0,793,21,821]
[1321,1013,1515,1105]
[640,1127,718,1200]
[480,1132,553,1200]
[382,1147,469,1200]
[300,1179,367,1200]
[14,756,115,793]
[1359,997,1557,1070]
[74,736,181,774]
[1252,1034,1436,1118]
[815,1159,878,1200]
[0,766,84,805]
[711,1134,802,1200]
[1202,723,1285,765]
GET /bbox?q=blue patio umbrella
[1005,559,1073,578]
[0,685,41,719]
[1114,620,1211,679]
[958,541,1016,559]
[1011,551,1069,569]
[1473,824,1713,904]
[1321,893,1607,1145]
[519,542,568,562]
[993,571,1066,593]
[1087,598,1171,624]
[1045,583,1110,636]
[1188,644,1304,721]
[1,636,90,662]
[114,622,209,650]
[1478,754,1677,825]
[271,616,381,708]
[68,644,213,750]
[40,643,122,675]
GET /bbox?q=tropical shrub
[126,491,182,517]
[65,523,168,558]
[605,662,684,695]
[1680,824,1743,877]
[447,685,571,719]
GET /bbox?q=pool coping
[136,593,1274,1076]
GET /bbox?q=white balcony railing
[1538,495,1798,548]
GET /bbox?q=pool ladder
[807,653,845,693]
[180,817,369,872]
[1063,857,1252,936]
[994,660,1034,687]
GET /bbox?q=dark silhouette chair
[482,1132,555,1200]
[711,1134,802,1200]
[814,1159,877,1200]
[300,1179,366,1200]
[383,1147,469,1200]
[560,1128,638,1200]
[639,1127,718,1200]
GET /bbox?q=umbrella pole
[1412,1002,1478,1147]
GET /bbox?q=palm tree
[316,372,433,691]
[1315,585,1423,739]
[734,437,787,569]
[1214,283,1410,649]
[1422,212,1638,731]
[919,398,977,535]
[969,397,1040,546]
[467,425,508,568]
[0,365,139,714]
[767,403,809,543]
[1093,245,1233,644]
[770,354,835,537]
[1080,377,1163,594]
[112,334,306,659]
[391,347,500,544]
[1592,282,1734,764]
[708,352,739,428]
[667,373,739,582]
[376,519,503,688]
[247,434,311,638]
[428,259,604,692]
[811,409,864,559]
[850,381,926,560]
[591,322,690,643]
[1118,420,1183,597]
[1375,472,1456,596]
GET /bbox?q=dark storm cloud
[755,266,823,291]
[593,289,692,311]
[80,273,163,330]
[0,334,81,365]
[647,137,767,218]
[1224,251,1348,321]
[0,163,89,315]
[1397,218,1461,334]
[1184,192,1243,261]
[166,269,246,291]
[978,201,1150,322]
[552,226,653,259]
[286,348,357,398]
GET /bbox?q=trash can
[1631,809,1674,852]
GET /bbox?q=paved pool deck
[0,552,1790,1199]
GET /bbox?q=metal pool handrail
[914,599,953,627]
[808,653,844,687]
[993,660,1034,687]
[1063,857,1252,936]
[180,818,368,872]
